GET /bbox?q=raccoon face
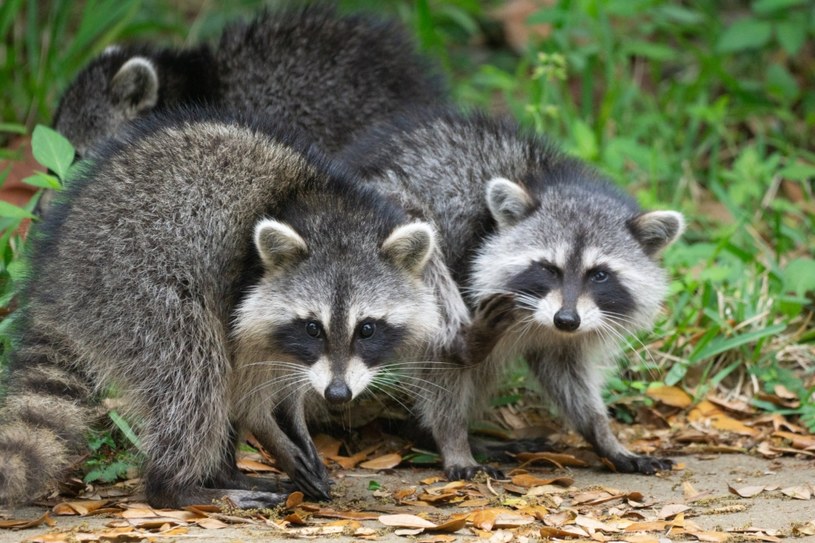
[54,50,159,159]
[235,219,440,405]
[474,177,684,338]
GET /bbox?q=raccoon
[339,109,685,479]
[0,107,450,509]
[52,5,445,161]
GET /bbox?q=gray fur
[0,109,444,508]
[339,109,685,477]
[52,5,445,161]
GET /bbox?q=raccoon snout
[324,378,353,404]
[553,309,580,332]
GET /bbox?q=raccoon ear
[111,57,159,117]
[254,219,308,272]
[628,210,685,256]
[382,222,436,277]
[486,177,536,229]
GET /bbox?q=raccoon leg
[205,422,288,494]
[0,336,97,505]
[530,349,673,475]
[443,294,519,366]
[417,364,504,481]
[247,397,331,501]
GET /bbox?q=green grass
[1,0,814,437]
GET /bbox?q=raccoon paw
[290,464,332,501]
[445,464,505,481]
[223,490,289,509]
[472,436,553,461]
[474,293,519,332]
[609,454,674,475]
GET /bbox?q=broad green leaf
[717,18,773,52]
[781,257,815,296]
[775,19,808,55]
[779,162,815,180]
[0,201,35,219]
[753,0,807,15]
[21,172,62,190]
[570,119,599,162]
[31,125,74,180]
[766,63,800,101]
[622,40,678,61]
[108,410,142,450]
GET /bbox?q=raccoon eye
[305,321,322,338]
[358,322,376,339]
[591,270,609,283]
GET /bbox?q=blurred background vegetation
[1,0,813,434]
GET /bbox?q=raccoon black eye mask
[339,108,685,479]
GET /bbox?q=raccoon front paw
[474,293,519,333]
[223,489,290,509]
[289,462,332,501]
[445,464,505,481]
[608,454,673,475]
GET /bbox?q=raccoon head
[234,218,440,406]
[54,48,160,159]
[475,177,684,339]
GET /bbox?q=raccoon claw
[474,293,518,332]
[445,464,505,481]
[290,465,332,501]
[608,455,674,475]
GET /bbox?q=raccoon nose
[554,309,581,332]
[324,379,352,404]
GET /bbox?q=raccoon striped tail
[0,343,96,506]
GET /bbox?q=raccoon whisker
[378,360,463,370]
[240,360,307,371]
[266,380,313,413]
[236,374,311,410]
[600,321,659,379]
[367,381,415,415]
[374,379,437,408]
[376,370,452,395]
[372,370,444,399]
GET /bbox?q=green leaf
[781,257,815,296]
[689,323,787,363]
[367,480,381,491]
[775,19,808,55]
[766,63,800,101]
[0,201,35,219]
[31,125,75,180]
[779,163,815,181]
[0,123,25,134]
[21,172,62,190]
[622,40,678,61]
[569,119,599,161]
[753,0,807,15]
[109,410,142,450]
[717,18,773,52]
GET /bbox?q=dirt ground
[3,453,815,542]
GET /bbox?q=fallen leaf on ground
[51,500,110,516]
[360,453,402,470]
[781,485,812,500]
[728,484,767,498]
[0,513,55,530]
[379,514,437,529]
[510,473,573,488]
[515,451,588,468]
[647,385,692,408]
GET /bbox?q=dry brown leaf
[575,514,621,534]
[515,451,588,468]
[0,512,55,530]
[51,500,110,516]
[394,487,417,502]
[429,515,467,533]
[688,531,730,542]
[728,484,766,498]
[421,475,444,485]
[781,485,812,500]
[624,536,661,543]
[542,510,576,527]
[647,385,693,408]
[469,509,498,531]
[378,513,436,529]
[418,535,457,543]
[196,517,228,530]
[283,512,308,525]
[360,452,402,470]
[511,473,574,488]
[416,492,460,504]
[540,526,582,539]
[285,491,304,509]
[657,503,691,519]
[328,444,378,469]
[625,520,670,532]
[313,433,342,457]
[773,431,815,450]
[236,457,278,473]
[458,498,491,508]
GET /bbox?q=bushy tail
[0,338,96,505]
